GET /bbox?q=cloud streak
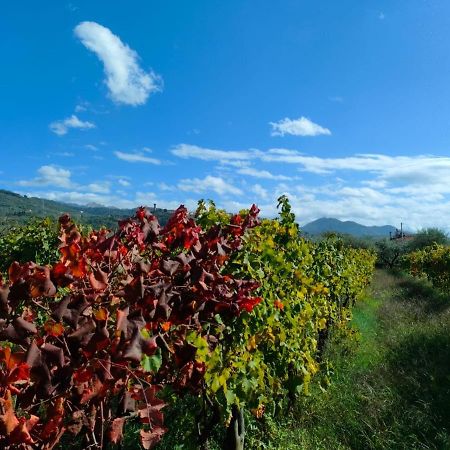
[172,144,450,186]
[114,150,161,165]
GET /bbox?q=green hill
[0,189,173,230]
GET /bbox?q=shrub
[0,218,60,272]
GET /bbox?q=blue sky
[1,1,450,229]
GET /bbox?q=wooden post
[224,406,245,450]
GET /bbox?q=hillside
[302,217,396,237]
[0,189,173,230]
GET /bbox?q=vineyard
[0,197,450,450]
[3,1,449,448]
[0,197,377,449]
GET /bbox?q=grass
[230,270,450,449]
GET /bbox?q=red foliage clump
[0,204,260,449]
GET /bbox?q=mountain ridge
[302,217,397,237]
[0,189,173,229]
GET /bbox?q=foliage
[317,232,377,251]
[192,196,376,438]
[404,244,450,291]
[0,205,260,449]
[374,239,408,269]
[0,218,60,272]
[406,227,449,252]
[0,197,376,449]
[195,199,231,229]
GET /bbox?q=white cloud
[118,178,130,187]
[17,167,113,195]
[251,184,269,199]
[114,150,161,165]
[171,145,450,189]
[270,117,331,137]
[75,101,89,112]
[261,152,450,183]
[178,176,243,196]
[170,143,450,229]
[18,165,73,188]
[158,182,176,192]
[237,167,293,180]
[74,21,161,106]
[218,160,251,169]
[362,179,388,189]
[172,144,261,162]
[49,115,96,136]
[87,182,110,194]
[53,152,75,157]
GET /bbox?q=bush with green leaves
[404,244,450,291]
[374,239,409,269]
[0,218,60,272]
[407,228,449,252]
[189,197,376,448]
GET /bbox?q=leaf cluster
[404,244,450,291]
[0,218,60,272]
[0,205,261,449]
[193,198,376,429]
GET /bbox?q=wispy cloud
[270,117,331,137]
[262,152,450,184]
[171,144,260,162]
[178,176,242,196]
[86,182,110,194]
[237,166,293,180]
[251,184,269,199]
[49,115,95,136]
[74,21,162,106]
[171,145,450,187]
[52,152,75,157]
[114,150,161,164]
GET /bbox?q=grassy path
[251,269,450,450]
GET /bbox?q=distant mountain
[0,189,173,230]
[302,217,397,237]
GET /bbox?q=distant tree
[314,232,376,251]
[407,228,448,252]
[375,239,409,269]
